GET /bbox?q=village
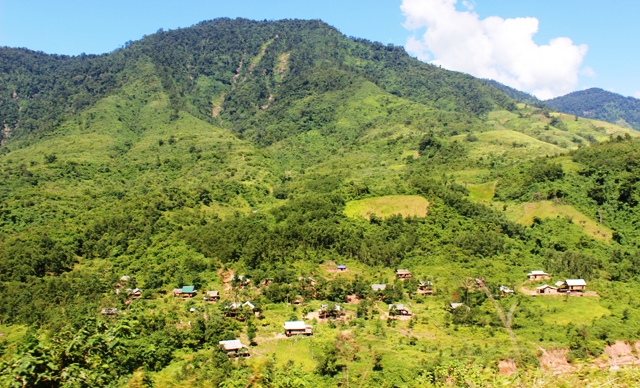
[100,263,596,360]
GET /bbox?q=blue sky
[1,0,638,98]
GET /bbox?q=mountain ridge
[2,17,640,387]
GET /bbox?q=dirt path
[476,279,520,362]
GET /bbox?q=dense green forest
[546,88,640,130]
[481,80,547,109]
[1,18,640,387]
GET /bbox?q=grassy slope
[344,195,429,219]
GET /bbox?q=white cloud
[401,0,589,100]
[634,91,640,99]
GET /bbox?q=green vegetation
[546,87,640,130]
[344,195,429,219]
[2,17,640,387]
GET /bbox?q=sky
[1,0,638,99]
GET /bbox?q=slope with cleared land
[506,200,613,242]
[344,195,429,219]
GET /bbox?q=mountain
[2,18,640,387]
[482,79,547,108]
[546,88,640,130]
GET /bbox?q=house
[558,279,587,292]
[337,265,347,272]
[204,290,220,302]
[284,321,313,337]
[127,288,142,298]
[218,340,249,358]
[173,286,197,298]
[396,269,412,279]
[417,281,433,294]
[536,284,558,295]
[527,270,550,281]
[389,304,411,316]
[120,275,131,282]
[224,301,256,318]
[371,284,387,292]
[499,285,514,296]
[101,308,119,316]
[449,302,466,310]
[318,304,343,319]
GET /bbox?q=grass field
[529,297,610,325]
[465,180,497,202]
[506,201,612,242]
[344,195,429,219]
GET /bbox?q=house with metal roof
[558,279,587,292]
[284,321,313,337]
[173,286,197,298]
[219,340,249,357]
[396,269,412,279]
[527,270,550,281]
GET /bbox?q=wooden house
[318,304,343,319]
[337,264,347,272]
[396,269,412,279]
[284,321,313,337]
[558,279,587,292]
[499,285,514,296]
[204,290,220,302]
[173,286,197,298]
[127,288,142,299]
[417,281,433,294]
[389,303,412,316]
[218,340,249,358]
[527,270,550,281]
[224,301,256,319]
[536,284,558,295]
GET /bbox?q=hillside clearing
[345,195,429,219]
[507,200,612,242]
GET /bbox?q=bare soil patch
[498,360,517,376]
[539,348,575,375]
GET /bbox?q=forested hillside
[545,88,640,130]
[1,18,640,387]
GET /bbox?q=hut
[536,284,558,295]
[417,281,433,294]
[337,264,347,272]
[224,301,256,318]
[318,304,343,319]
[558,279,587,292]
[389,304,412,316]
[127,288,142,299]
[284,321,313,337]
[499,285,514,296]
[173,286,197,298]
[449,302,466,311]
[527,271,550,281]
[218,340,249,358]
[396,269,412,279]
[204,290,220,302]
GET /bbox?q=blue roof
[182,286,195,293]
